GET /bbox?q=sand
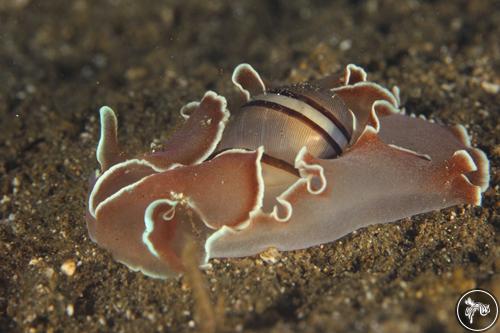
[0,1,498,332]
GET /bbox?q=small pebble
[339,39,352,51]
[481,81,499,94]
[66,304,74,316]
[1,195,11,204]
[259,247,281,264]
[29,258,42,265]
[61,259,77,276]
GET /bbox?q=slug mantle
[85,64,490,278]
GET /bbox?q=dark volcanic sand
[0,1,499,332]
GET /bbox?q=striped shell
[217,83,354,170]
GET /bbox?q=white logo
[457,289,498,332]
[465,297,491,324]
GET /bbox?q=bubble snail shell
[86,63,490,278]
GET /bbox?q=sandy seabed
[0,1,499,332]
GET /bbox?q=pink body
[86,64,489,278]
